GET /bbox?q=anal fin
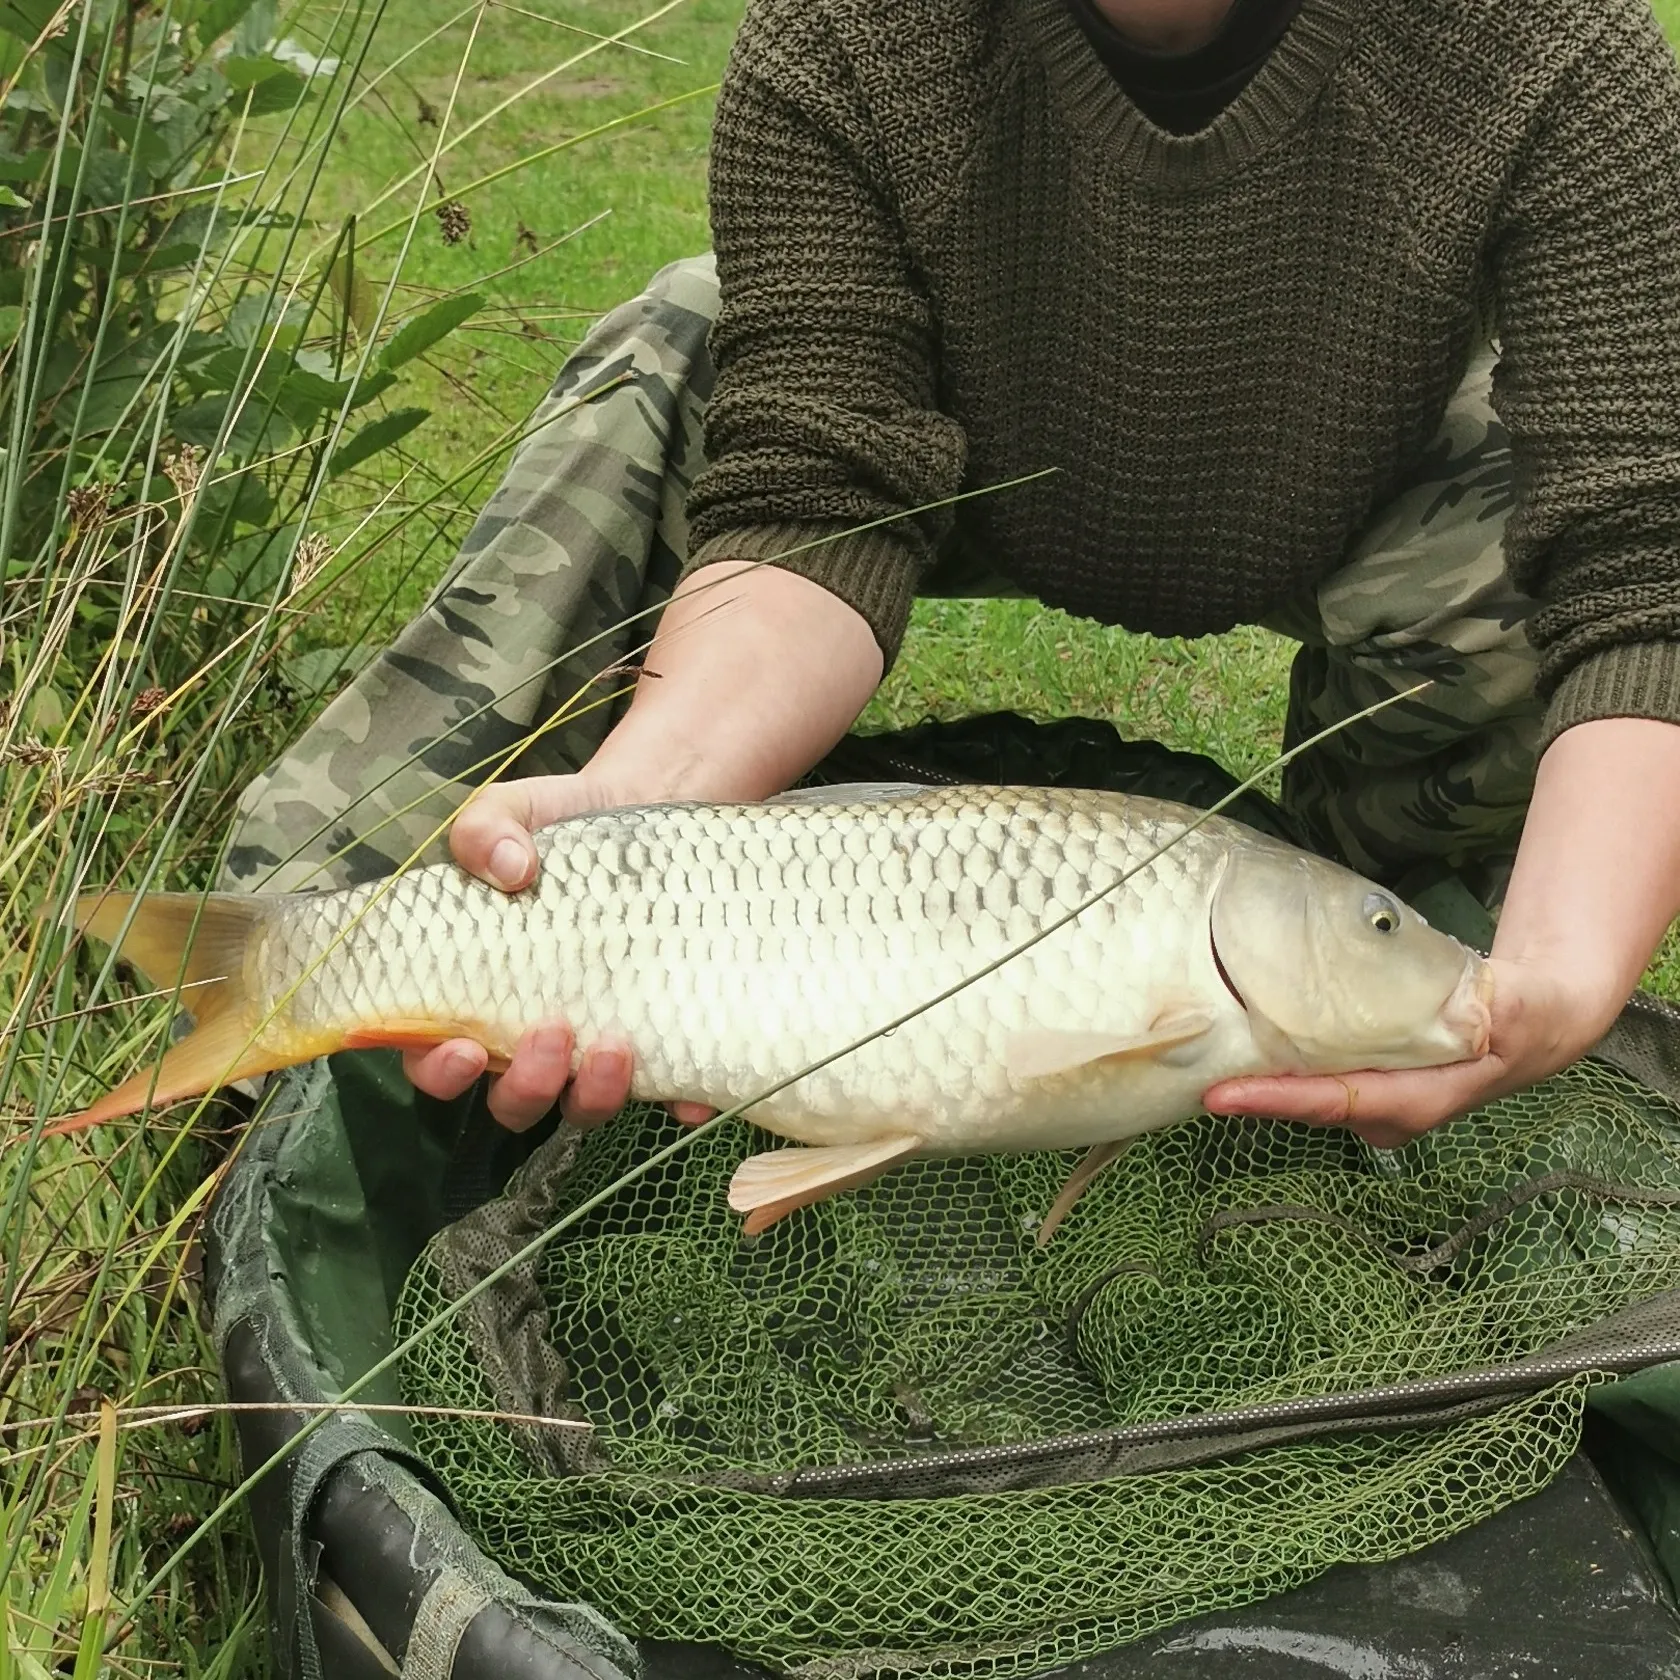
[728,1135,922,1235]
[342,1019,512,1073]
[1036,1138,1133,1248]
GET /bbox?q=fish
[57,784,1493,1242]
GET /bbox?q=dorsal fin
[770,782,932,807]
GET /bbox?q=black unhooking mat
[203,715,1680,1680]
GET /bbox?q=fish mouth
[1209,920,1247,1011]
[1443,953,1495,1060]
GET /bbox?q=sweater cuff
[683,521,922,670]
[1541,641,1680,751]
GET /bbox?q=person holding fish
[229,0,1680,1164]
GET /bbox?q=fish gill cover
[394,1051,1680,1679]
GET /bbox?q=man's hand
[1203,954,1587,1149]
[401,770,717,1131]
[1205,716,1680,1150]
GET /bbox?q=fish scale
[64,784,1491,1237]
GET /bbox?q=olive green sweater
[683,0,1680,746]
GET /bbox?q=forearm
[590,560,886,803]
[1492,717,1680,1033]
[681,2,965,668]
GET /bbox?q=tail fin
[50,891,291,1136]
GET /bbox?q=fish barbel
[63,784,1492,1239]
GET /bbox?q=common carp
[63,784,1492,1240]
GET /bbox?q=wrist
[1486,948,1627,1063]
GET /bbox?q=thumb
[450,774,595,892]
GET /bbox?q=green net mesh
[394,1054,1680,1678]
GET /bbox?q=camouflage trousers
[223,255,1540,896]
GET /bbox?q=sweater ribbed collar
[1013,0,1367,190]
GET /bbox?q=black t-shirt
[1064,0,1307,134]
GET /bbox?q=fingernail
[488,838,528,892]
[443,1048,479,1084]
[533,1022,571,1060]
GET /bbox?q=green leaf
[341,368,401,410]
[188,345,395,429]
[74,369,149,432]
[27,681,66,732]
[221,53,290,89]
[279,363,398,416]
[0,0,68,52]
[0,144,70,183]
[328,406,429,477]
[204,521,298,598]
[282,643,374,695]
[193,0,261,47]
[325,224,375,340]
[0,304,20,348]
[223,57,308,113]
[201,345,284,390]
[231,0,277,55]
[225,292,310,350]
[0,182,27,208]
[114,241,205,276]
[194,467,274,540]
[44,343,158,433]
[379,292,485,371]
[171,391,295,459]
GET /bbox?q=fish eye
[1363,892,1402,935]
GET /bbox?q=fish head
[1208,844,1492,1074]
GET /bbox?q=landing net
[395,1048,1680,1677]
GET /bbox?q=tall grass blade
[70,1400,117,1680]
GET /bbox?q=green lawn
[293,0,738,645]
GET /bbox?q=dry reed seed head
[64,484,111,530]
[161,443,206,503]
[5,738,64,767]
[290,532,335,594]
[437,200,472,246]
[131,686,167,719]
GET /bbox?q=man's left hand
[1202,955,1601,1150]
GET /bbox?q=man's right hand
[401,771,716,1132]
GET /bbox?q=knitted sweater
[683,0,1680,745]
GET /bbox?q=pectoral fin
[728,1135,922,1235]
[1036,1138,1133,1248]
[1003,1009,1213,1082]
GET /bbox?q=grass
[5,1,1679,1674]
[279,0,740,648]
